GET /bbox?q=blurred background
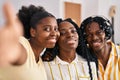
[0,0,120,44]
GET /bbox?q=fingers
[3,2,23,36]
[3,2,17,26]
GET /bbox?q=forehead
[59,21,75,30]
[38,17,56,25]
[86,22,101,32]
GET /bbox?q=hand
[0,2,23,67]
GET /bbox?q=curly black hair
[18,5,55,39]
[42,18,95,80]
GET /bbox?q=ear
[30,28,36,37]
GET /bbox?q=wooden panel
[64,2,81,26]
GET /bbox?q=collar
[55,54,79,65]
[109,41,117,57]
[40,48,46,57]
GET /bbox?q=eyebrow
[59,26,75,30]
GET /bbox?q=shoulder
[77,54,96,66]
[77,54,86,61]
[114,43,120,55]
[19,36,36,66]
[19,36,30,46]
[43,59,56,65]
[19,36,31,53]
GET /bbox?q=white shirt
[44,54,98,80]
[40,48,46,57]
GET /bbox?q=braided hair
[79,16,114,78]
[18,5,55,39]
[43,18,94,80]
[80,16,113,43]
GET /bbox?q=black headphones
[98,16,114,40]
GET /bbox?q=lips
[92,42,101,47]
[48,38,56,43]
[66,39,77,44]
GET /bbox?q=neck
[95,42,111,69]
[58,50,76,63]
[29,39,44,62]
[95,43,111,58]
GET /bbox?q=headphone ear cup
[107,20,114,36]
[106,20,114,40]
[109,25,114,35]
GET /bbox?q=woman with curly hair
[80,16,120,80]
[0,3,59,80]
[43,18,98,80]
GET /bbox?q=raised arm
[0,2,26,67]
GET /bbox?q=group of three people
[0,2,119,80]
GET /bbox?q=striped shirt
[98,42,120,80]
[44,54,98,80]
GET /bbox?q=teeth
[93,42,100,46]
[48,39,56,43]
[67,40,75,44]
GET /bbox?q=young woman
[0,3,59,80]
[43,18,98,80]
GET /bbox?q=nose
[66,31,73,38]
[92,34,99,41]
[50,29,60,38]
[50,30,56,36]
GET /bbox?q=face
[85,22,106,52]
[58,21,78,52]
[30,17,60,48]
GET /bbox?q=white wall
[98,0,120,44]
[59,0,120,44]
[0,0,60,25]
[0,0,120,44]
[59,0,98,21]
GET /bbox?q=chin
[93,47,102,53]
[68,46,77,49]
[46,44,55,48]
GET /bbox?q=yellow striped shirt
[98,42,120,80]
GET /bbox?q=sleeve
[115,45,120,71]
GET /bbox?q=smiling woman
[0,3,60,80]
[43,18,98,80]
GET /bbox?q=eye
[85,34,92,39]
[71,29,77,34]
[60,31,66,36]
[44,26,51,32]
[54,27,59,32]
[96,30,104,35]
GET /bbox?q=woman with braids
[43,18,98,80]
[79,16,120,80]
[0,3,59,80]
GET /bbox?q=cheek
[36,33,48,43]
[75,40,79,47]
[86,38,91,43]
[37,31,49,37]
[102,34,106,40]
[86,38,92,45]
[56,32,60,40]
[58,38,64,44]
[58,37,65,46]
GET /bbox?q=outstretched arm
[0,2,26,67]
